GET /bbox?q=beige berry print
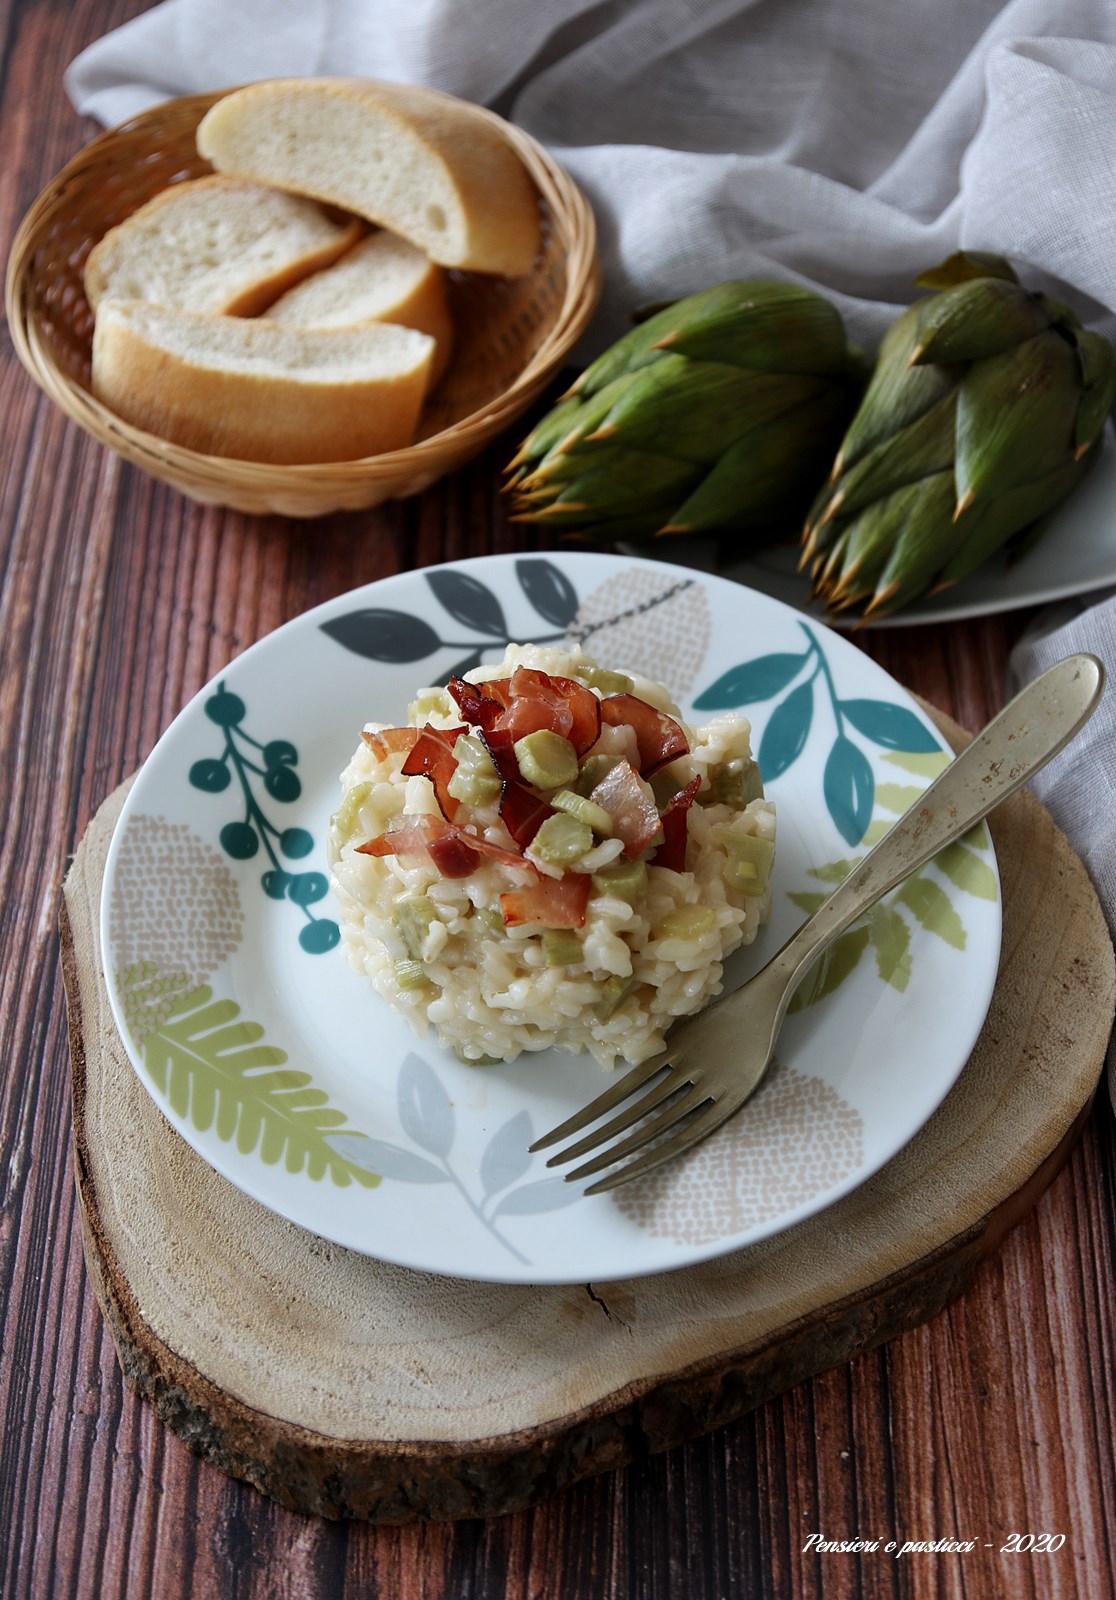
[568,570,712,699]
[612,1064,864,1245]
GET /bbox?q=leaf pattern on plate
[785,748,998,1012]
[426,569,509,636]
[187,682,339,955]
[117,965,380,1188]
[398,1052,455,1158]
[692,621,950,848]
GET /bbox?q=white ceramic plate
[638,431,1116,628]
[101,552,1002,1285]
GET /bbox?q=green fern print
[787,749,997,1013]
[117,962,381,1188]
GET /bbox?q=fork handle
[773,653,1104,987]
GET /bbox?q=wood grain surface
[3,3,1116,1597]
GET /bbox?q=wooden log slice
[60,711,1115,1524]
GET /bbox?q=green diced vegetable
[714,826,775,895]
[514,729,579,790]
[394,957,432,992]
[660,906,717,939]
[474,906,506,933]
[392,895,437,960]
[576,665,634,695]
[542,929,584,966]
[591,859,648,903]
[530,811,593,865]
[598,974,636,1019]
[575,753,619,795]
[331,781,374,845]
[447,732,502,807]
[551,788,614,834]
[701,759,765,810]
[407,687,452,722]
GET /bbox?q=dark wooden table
[3,4,1116,1597]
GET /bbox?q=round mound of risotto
[328,645,776,1068]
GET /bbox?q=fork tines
[530,1057,717,1194]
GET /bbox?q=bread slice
[84,175,363,317]
[91,299,435,463]
[196,79,540,277]
[265,231,453,386]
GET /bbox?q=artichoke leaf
[591,356,829,464]
[543,449,702,519]
[836,305,957,473]
[663,389,849,534]
[863,472,970,614]
[911,278,1052,365]
[938,456,1091,587]
[914,252,1018,290]
[955,329,1079,510]
[1072,331,1116,454]
[818,390,958,525]
[656,280,855,377]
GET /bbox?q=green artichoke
[803,252,1116,619]
[506,281,866,546]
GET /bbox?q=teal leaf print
[693,651,808,709]
[189,680,339,955]
[758,680,814,780]
[823,735,875,847]
[839,698,942,752]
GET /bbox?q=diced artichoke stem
[598,974,636,1019]
[591,859,648,903]
[550,788,614,834]
[531,811,594,865]
[741,760,764,803]
[408,688,452,721]
[392,896,438,961]
[331,781,374,845]
[715,827,775,895]
[447,733,502,806]
[514,730,579,790]
[660,906,718,939]
[475,906,506,933]
[542,929,584,967]
[575,753,619,795]
[576,665,634,695]
[394,958,432,992]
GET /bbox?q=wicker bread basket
[6,87,601,517]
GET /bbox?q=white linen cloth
[68,0,1116,1083]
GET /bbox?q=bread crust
[92,302,435,464]
[197,80,540,277]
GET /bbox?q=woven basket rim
[5,82,601,486]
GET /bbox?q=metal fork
[530,653,1104,1194]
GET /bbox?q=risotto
[328,644,776,1068]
